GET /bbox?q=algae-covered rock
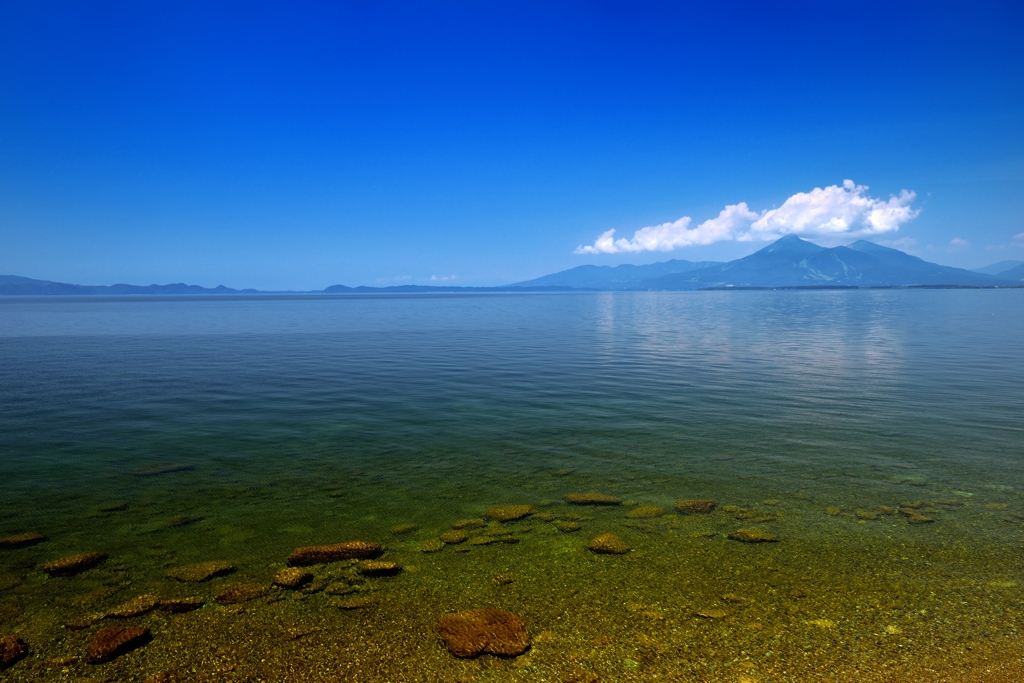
[390,524,418,535]
[215,583,271,605]
[167,561,235,582]
[357,560,402,577]
[553,521,581,533]
[588,532,630,554]
[451,519,487,530]
[437,608,530,657]
[564,493,621,506]
[273,567,313,588]
[626,505,665,518]
[483,505,537,522]
[107,594,160,618]
[728,529,777,543]
[439,531,470,544]
[86,626,151,663]
[420,540,445,553]
[288,541,383,566]
[0,636,29,670]
[158,597,204,613]
[41,552,107,576]
[0,532,47,550]
[336,595,380,610]
[675,499,716,514]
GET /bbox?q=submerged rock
[358,560,402,577]
[856,511,879,520]
[483,505,537,522]
[695,609,728,619]
[728,529,777,543]
[0,636,29,670]
[167,561,235,582]
[626,506,665,518]
[86,626,151,663]
[273,567,313,589]
[216,584,271,605]
[288,541,383,566]
[564,493,621,506]
[158,597,204,613]
[451,519,487,530]
[0,532,47,550]
[439,530,470,544]
[107,594,160,618]
[420,540,445,553]
[390,524,418,535]
[437,608,531,657]
[168,515,203,527]
[553,521,581,533]
[675,499,716,514]
[41,552,107,576]
[588,532,630,554]
[336,595,380,610]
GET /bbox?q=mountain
[0,275,257,295]
[994,263,1024,282]
[973,260,1024,276]
[512,259,723,290]
[633,236,1015,290]
[4,237,1020,295]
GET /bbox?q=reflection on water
[1,291,1023,682]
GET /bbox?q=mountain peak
[758,234,823,255]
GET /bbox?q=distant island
[3,236,1022,295]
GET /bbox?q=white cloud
[948,237,970,251]
[574,203,756,254]
[1014,232,1024,242]
[429,274,457,281]
[575,180,920,254]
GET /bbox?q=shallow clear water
[1,291,1023,682]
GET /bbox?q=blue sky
[2,2,1022,289]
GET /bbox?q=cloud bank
[575,180,920,255]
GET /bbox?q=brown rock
[553,521,581,533]
[856,511,879,520]
[157,597,204,613]
[728,529,777,543]
[273,567,313,589]
[0,532,47,550]
[167,561,235,582]
[0,636,29,670]
[439,530,470,544]
[564,493,622,506]
[390,524,418,535]
[451,518,487,530]
[483,505,537,522]
[626,505,665,518]
[216,584,271,605]
[86,626,151,663]
[902,510,935,524]
[107,594,160,618]
[358,560,402,577]
[287,541,383,566]
[675,499,716,514]
[41,552,107,576]
[437,608,531,657]
[588,532,630,554]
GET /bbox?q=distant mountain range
[2,236,1021,295]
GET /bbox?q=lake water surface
[1,291,1023,682]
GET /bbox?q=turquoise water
[1,290,1023,682]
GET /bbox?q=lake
[1,290,1023,682]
